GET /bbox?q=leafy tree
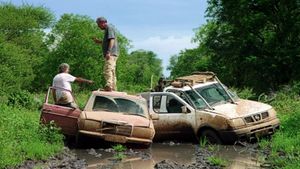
[118,50,162,91]
[204,0,300,91]
[0,3,54,95]
[44,14,129,90]
[167,47,211,78]
[169,0,300,91]
[44,14,103,90]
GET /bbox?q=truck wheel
[200,129,222,144]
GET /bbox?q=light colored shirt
[52,73,76,104]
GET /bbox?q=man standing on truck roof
[52,63,93,108]
[93,17,119,92]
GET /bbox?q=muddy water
[74,143,262,169]
[215,146,262,169]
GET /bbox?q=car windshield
[184,83,236,109]
[93,96,148,118]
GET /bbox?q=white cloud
[131,36,197,76]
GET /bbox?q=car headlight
[228,118,245,129]
[132,127,155,139]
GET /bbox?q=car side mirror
[181,106,189,114]
[150,113,159,120]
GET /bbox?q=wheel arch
[197,125,221,139]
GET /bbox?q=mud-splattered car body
[141,72,280,144]
[41,88,155,145]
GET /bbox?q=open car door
[40,87,81,136]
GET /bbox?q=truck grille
[244,112,269,123]
[101,122,132,136]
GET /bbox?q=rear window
[93,96,119,112]
[115,98,144,115]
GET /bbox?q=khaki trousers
[104,56,118,90]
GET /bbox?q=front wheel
[199,129,222,144]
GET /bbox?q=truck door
[150,93,195,140]
[40,87,81,135]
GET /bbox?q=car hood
[211,99,272,119]
[83,111,150,127]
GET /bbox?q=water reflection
[74,143,195,169]
[74,143,262,169]
[215,146,262,169]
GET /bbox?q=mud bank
[15,142,263,169]
[15,147,87,169]
[154,147,218,169]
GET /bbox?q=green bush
[7,90,35,109]
[0,104,64,168]
[231,87,256,100]
[258,87,300,168]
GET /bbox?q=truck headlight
[228,118,245,129]
[268,108,277,118]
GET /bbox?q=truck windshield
[93,96,148,118]
[184,83,236,109]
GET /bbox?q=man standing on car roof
[52,63,93,108]
[93,17,119,92]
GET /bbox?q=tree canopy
[0,3,163,98]
[168,0,300,92]
[0,3,54,95]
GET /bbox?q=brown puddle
[215,146,262,169]
[74,143,263,169]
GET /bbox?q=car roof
[164,81,218,92]
[92,90,145,101]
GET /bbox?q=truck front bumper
[219,118,280,144]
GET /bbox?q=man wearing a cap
[52,63,93,108]
[93,17,119,91]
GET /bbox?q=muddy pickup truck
[141,72,280,144]
[40,87,155,145]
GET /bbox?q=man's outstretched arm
[75,77,94,84]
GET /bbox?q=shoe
[104,86,112,91]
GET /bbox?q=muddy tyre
[200,129,222,144]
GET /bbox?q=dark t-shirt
[102,24,119,56]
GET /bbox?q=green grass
[112,144,127,160]
[0,104,64,168]
[113,152,126,161]
[207,156,227,167]
[199,137,208,148]
[112,144,127,152]
[256,88,300,168]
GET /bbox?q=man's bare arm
[108,38,115,50]
[75,77,93,84]
[105,38,115,60]
[93,37,102,44]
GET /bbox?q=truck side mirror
[181,106,189,114]
[150,113,159,120]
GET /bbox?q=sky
[5,0,208,76]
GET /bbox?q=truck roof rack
[171,71,216,87]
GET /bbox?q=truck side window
[166,96,184,113]
[185,90,206,109]
[153,95,161,112]
[166,90,190,104]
